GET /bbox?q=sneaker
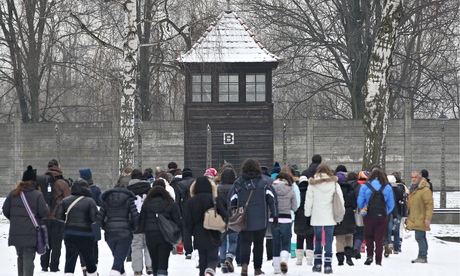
[364,256,373,265]
[312,264,321,272]
[411,258,427,263]
[185,254,192,260]
[134,272,143,276]
[324,266,333,274]
[146,267,153,275]
[225,258,234,273]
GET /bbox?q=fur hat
[22,165,36,182]
[336,171,347,183]
[182,167,193,178]
[203,168,217,178]
[271,162,281,174]
[79,168,92,180]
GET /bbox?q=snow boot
[324,266,333,274]
[345,247,354,266]
[295,249,304,265]
[312,264,321,273]
[305,249,314,266]
[241,263,248,276]
[225,254,235,273]
[273,257,281,274]
[336,252,345,266]
[364,256,373,265]
[280,250,289,274]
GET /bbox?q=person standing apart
[228,158,278,276]
[304,164,344,274]
[357,169,395,266]
[3,165,50,276]
[270,172,298,274]
[97,182,139,276]
[407,171,434,263]
[56,178,98,276]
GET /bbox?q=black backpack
[365,182,387,218]
[36,174,72,209]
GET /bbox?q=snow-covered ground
[1,195,459,276]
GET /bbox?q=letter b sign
[224,133,234,145]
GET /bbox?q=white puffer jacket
[304,173,344,226]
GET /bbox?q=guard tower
[178,9,280,173]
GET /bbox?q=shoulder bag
[332,183,345,223]
[157,213,182,246]
[65,196,85,223]
[20,191,49,255]
[227,189,254,233]
[203,197,227,233]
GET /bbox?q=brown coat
[407,179,434,231]
[45,166,71,219]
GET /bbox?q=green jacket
[407,179,434,231]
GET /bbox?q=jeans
[219,232,238,262]
[387,214,401,251]
[145,231,173,275]
[415,230,428,260]
[313,226,334,267]
[16,246,36,276]
[107,237,133,275]
[41,219,65,271]
[240,228,266,269]
[270,222,292,257]
[131,233,151,272]
[64,233,97,274]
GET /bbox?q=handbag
[156,213,182,246]
[332,183,345,223]
[203,197,226,233]
[20,191,49,255]
[354,208,364,227]
[228,189,254,233]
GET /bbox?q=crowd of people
[2,156,434,276]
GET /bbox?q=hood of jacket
[144,195,170,214]
[127,179,151,195]
[272,179,292,196]
[71,179,92,197]
[101,188,135,208]
[190,176,217,197]
[309,173,338,193]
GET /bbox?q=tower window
[219,74,239,102]
[246,74,266,102]
[192,74,212,102]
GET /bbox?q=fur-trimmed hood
[190,177,217,197]
[308,173,338,193]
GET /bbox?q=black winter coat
[139,190,182,235]
[97,188,139,242]
[180,176,195,217]
[228,173,278,231]
[56,183,98,233]
[3,185,49,247]
[334,181,357,236]
[294,178,313,236]
[185,188,226,250]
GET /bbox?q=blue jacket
[357,179,395,216]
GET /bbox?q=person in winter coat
[300,154,322,178]
[185,176,226,276]
[215,164,238,273]
[41,159,71,273]
[294,176,314,266]
[127,169,153,276]
[3,165,50,276]
[304,164,344,274]
[357,169,395,266]
[78,168,102,276]
[384,175,404,257]
[407,171,434,263]
[228,158,278,276]
[352,170,369,259]
[139,179,182,276]
[333,171,357,266]
[179,167,195,258]
[97,182,139,276]
[56,178,98,276]
[156,171,177,201]
[270,172,298,274]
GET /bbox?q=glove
[273,217,279,228]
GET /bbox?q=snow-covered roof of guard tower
[178,11,280,63]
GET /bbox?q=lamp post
[437,114,449,209]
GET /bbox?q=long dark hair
[367,169,389,185]
[275,172,293,186]
[145,180,174,203]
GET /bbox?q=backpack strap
[365,181,386,192]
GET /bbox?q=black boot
[345,247,354,266]
[336,252,345,266]
[364,256,373,265]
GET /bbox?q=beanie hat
[79,168,92,180]
[131,169,144,180]
[22,165,37,182]
[335,165,348,173]
[358,171,369,180]
[204,168,217,178]
[336,171,347,183]
[271,162,281,174]
[182,167,193,178]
